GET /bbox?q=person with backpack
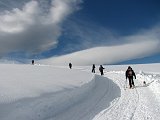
[99,65,105,75]
[92,64,96,73]
[125,66,136,89]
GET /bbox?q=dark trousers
[100,71,104,75]
[128,76,134,88]
[92,69,95,73]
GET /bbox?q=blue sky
[0,0,160,64]
[81,0,160,34]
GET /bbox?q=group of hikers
[93,64,136,89]
[69,63,136,89]
[92,64,105,76]
[69,63,105,76]
[32,60,136,89]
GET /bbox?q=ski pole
[125,79,127,88]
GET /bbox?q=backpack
[128,70,133,76]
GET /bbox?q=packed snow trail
[93,71,160,120]
[93,72,140,120]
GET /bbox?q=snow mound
[0,64,94,103]
[0,64,120,120]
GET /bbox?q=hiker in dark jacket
[125,66,136,88]
[92,64,96,73]
[99,65,105,75]
[32,60,34,65]
[69,63,72,69]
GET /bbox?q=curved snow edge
[1,74,121,120]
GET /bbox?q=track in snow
[93,72,140,120]
[93,71,160,120]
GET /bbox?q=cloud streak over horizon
[39,24,160,65]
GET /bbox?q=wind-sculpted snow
[0,64,94,104]
[137,72,160,102]
[0,64,120,120]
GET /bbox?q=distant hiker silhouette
[69,63,72,69]
[125,66,136,89]
[99,65,105,75]
[92,64,96,73]
[32,60,34,65]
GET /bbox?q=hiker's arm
[133,71,136,79]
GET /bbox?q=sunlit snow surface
[0,63,160,120]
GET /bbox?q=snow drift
[0,64,120,120]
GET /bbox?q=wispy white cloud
[39,24,160,65]
[63,20,119,50]
[0,0,82,57]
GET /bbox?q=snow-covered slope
[0,64,94,103]
[0,63,160,120]
[0,64,120,120]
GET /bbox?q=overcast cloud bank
[0,0,81,57]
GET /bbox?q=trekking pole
[126,79,128,88]
[124,79,127,90]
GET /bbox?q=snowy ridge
[0,64,120,120]
[0,64,94,104]
[47,75,120,120]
